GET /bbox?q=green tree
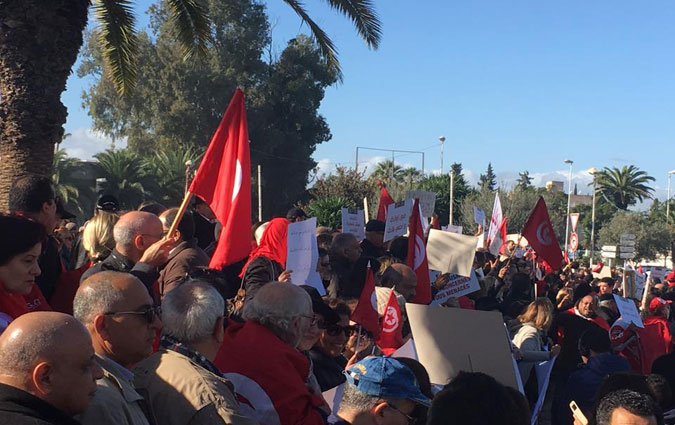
[141,146,203,206]
[310,166,374,212]
[51,149,97,218]
[401,167,423,189]
[595,165,655,210]
[305,196,351,229]
[597,210,671,261]
[94,148,149,210]
[0,0,381,209]
[371,160,405,185]
[478,162,497,191]
[419,163,475,227]
[516,171,533,190]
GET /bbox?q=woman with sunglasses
[0,214,50,333]
[309,302,354,391]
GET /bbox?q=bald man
[81,211,177,292]
[0,312,103,424]
[74,271,161,425]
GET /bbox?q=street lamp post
[588,168,597,267]
[563,159,574,260]
[667,170,675,226]
[439,136,446,174]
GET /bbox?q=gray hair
[73,271,128,324]
[113,212,156,249]
[330,232,357,256]
[338,382,401,415]
[162,280,225,344]
[242,282,312,346]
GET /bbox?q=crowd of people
[0,174,674,425]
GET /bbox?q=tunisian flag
[376,180,395,221]
[521,197,564,270]
[351,264,381,339]
[376,290,403,355]
[407,199,432,304]
[189,89,251,269]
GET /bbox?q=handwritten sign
[443,224,463,234]
[473,206,485,226]
[341,208,365,241]
[405,191,436,218]
[430,270,481,305]
[384,199,413,243]
[427,229,477,277]
[613,294,644,328]
[286,217,325,295]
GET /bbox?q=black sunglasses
[325,324,356,337]
[104,305,161,324]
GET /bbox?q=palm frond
[166,0,212,61]
[322,0,381,48]
[282,0,342,82]
[93,0,138,96]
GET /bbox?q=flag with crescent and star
[189,89,251,269]
[376,289,403,355]
[521,197,564,269]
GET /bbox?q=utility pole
[563,159,574,259]
[439,136,446,174]
[588,168,597,267]
[257,165,263,222]
[449,170,455,226]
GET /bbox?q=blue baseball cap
[343,356,432,407]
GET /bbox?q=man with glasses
[335,356,431,425]
[81,211,176,294]
[73,271,162,425]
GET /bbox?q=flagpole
[167,191,193,239]
[363,197,369,222]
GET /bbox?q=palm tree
[0,0,381,209]
[371,160,405,184]
[141,145,204,206]
[94,148,149,210]
[596,165,655,210]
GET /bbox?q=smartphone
[569,400,588,425]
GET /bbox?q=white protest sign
[648,267,667,282]
[531,357,557,425]
[442,224,463,234]
[427,229,477,277]
[613,294,644,328]
[635,273,646,300]
[405,191,436,218]
[341,208,365,241]
[430,270,481,305]
[392,338,419,360]
[286,217,325,295]
[383,199,413,243]
[473,206,485,226]
[323,384,344,424]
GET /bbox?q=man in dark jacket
[352,220,387,289]
[0,311,103,424]
[158,208,210,299]
[328,233,363,299]
[192,197,217,250]
[81,211,175,295]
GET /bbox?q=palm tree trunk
[0,0,89,209]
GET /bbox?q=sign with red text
[430,270,481,305]
[341,208,365,241]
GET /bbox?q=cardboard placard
[473,206,486,226]
[286,217,325,295]
[406,304,520,390]
[613,294,644,328]
[405,191,436,218]
[622,269,636,299]
[443,224,463,234]
[341,208,365,241]
[427,229,477,277]
[430,270,481,305]
[383,200,413,243]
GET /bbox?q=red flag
[407,199,432,304]
[376,180,395,221]
[189,89,251,269]
[351,266,380,339]
[521,197,564,270]
[376,290,403,355]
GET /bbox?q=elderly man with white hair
[132,281,256,425]
[214,282,327,425]
[80,211,176,291]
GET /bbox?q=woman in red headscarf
[239,217,292,303]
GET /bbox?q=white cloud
[60,128,127,160]
[315,158,332,177]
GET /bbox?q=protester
[567,327,630,417]
[239,217,291,303]
[286,206,307,222]
[427,371,529,425]
[644,297,674,354]
[328,233,363,299]
[510,298,560,385]
[8,175,61,301]
[652,352,675,401]
[334,356,431,425]
[133,281,256,425]
[598,277,614,296]
[598,294,620,326]
[80,211,175,293]
[192,197,217,250]
[377,263,417,303]
[215,282,327,424]
[309,301,351,391]
[81,211,119,264]
[137,201,166,216]
[0,214,49,332]
[0,312,103,423]
[353,220,386,281]
[646,374,674,415]
[157,208,209,298]
[501,272,534,319]
[595,389,663,425]
[73,271,161,425]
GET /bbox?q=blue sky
[60,0,675,201]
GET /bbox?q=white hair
[113,212,157,249]
[162,280,225,344]
[242,282,312,345]
[73,271,129,324]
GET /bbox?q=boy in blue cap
[334,356,431,425]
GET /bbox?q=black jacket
[193,212,216,250]
[80,249,158,294]
[329,256,362,299]
[0,383,80,425]
[36,236,62,302]
[241,255,283,302]
[309,348,347,392]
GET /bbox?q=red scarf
[240,218,289,277]
[0,281,50,321]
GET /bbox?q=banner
[286,217,325,295]
[427,229,477,277]
[613,294,644,328]
[531,358,557,425]
[405,191,436,218]
[487,193,503,245]
[341,208,365,241]
[429,270,480,305]
[383,200,413,243]
[443,224,463,234]
[473,206,485,226]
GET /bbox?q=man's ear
[42,200,56,216]
[32,362,53,396]
[214,316,225,344]
[372,402,389,425]
[93,314,111,342]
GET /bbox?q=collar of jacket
[106,249,136,271]
[95,354,144,404]
[167,238,198,260]
[0,382,80,425]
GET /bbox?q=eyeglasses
[140,233,164,241]
[104,305,161,324]
[388,403,417,425]
[300,315,321,327]
[325,324,356,337]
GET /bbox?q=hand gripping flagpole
[167,191,193,240]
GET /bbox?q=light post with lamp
[588,167,597,266]
[563,159,574,260]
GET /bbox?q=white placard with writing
[430,270,481,305]
[613,294,644,328]
[473,206,485,226]
[383,200,413,243]
[442,224,463,234]
[341,208,365,241]
[405,191,436,218]
[286,217,325,295]
[427,229,477,277]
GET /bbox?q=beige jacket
[133,348,258,425]
[76,355,153,425]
